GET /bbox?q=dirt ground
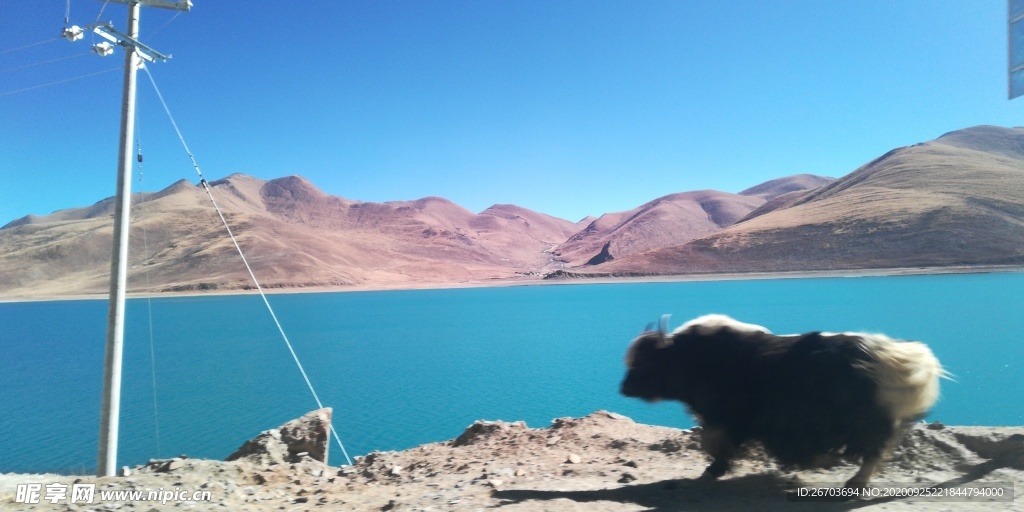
[2,410,1023,511]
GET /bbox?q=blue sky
[2,1,1022,224]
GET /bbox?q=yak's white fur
[848,333,945,421]
[811,330,945,422]
[626,314,770,368]
[675,314,772,336]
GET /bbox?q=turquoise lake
[2,273,1023,473]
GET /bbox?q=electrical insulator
[62,25,84,42]
[92,42,115,57]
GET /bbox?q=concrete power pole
[93,0,191,478]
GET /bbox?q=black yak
[620,314,944,488]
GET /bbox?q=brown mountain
[4,125,1022,298]
[738,173,836,200]
[736,174,838,223]
[0,174,581,297]
[551,175,833,267]
[552,191,765,266]
[586,126,1024,275]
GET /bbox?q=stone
[226,408,332,465]
[451,420,527,447]
[565,453,582,464]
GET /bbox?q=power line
[148,11,182,39]
[142,65,354,467]
[0,37,59,56]
[134,111,163,459]
[0,52,90,74]
[0,67,119,97]
[96,0,111,23]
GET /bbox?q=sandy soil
[2,411,1022,511]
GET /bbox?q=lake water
[2,273,1023,473]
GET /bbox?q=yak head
[620,315,675,402]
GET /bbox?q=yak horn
[656,314,672,348]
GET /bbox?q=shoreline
[2,264,1022,304]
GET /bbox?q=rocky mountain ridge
[2,125,1023,298]
[578,125,1024,276]
[0,171,826,298]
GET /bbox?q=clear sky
[2,1,1023,224]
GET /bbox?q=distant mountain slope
[738,174,834,200]
[0,175,580,296]
[551,175,830,267]
[551,190,765,266]
[735,174,836,223]
[3,126,1021,298]
[588,126,1024,275]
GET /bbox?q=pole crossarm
[87,22,170,61]
[100,0,192,12]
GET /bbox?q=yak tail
[855,334,947,422]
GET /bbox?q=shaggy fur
[620,314,944,488]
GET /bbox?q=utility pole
[89,0,191,478]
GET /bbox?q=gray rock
[225,408,332,465]
[451,420,527,447]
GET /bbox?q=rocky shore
[2,409,1023,511]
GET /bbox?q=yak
[620,314,945,488]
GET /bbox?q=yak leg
[700,426,737,480]
[846,420,903,489]
[844,454,881,489]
